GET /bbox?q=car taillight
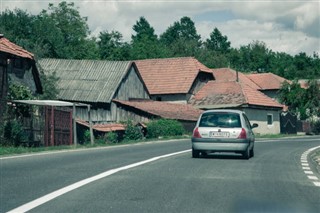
[238,128,247,139]
[193,127,202,138]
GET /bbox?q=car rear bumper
[192,138,251,152]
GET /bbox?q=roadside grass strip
[7,149,191,213]
[300,146,320,187]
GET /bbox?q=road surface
[1,136,320,212]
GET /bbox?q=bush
[106,131,119,143]
[2,120,28,146]
[146,119,184,139]
[83,130,91,144]
[313,120,320,135]
[123,120,143,141]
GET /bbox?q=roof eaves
[131,61,151,96]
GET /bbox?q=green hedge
[146,119,184,139]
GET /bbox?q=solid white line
[7,149,191,213]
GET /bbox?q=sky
[1,0,320,56]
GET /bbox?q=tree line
[1,1,319,80]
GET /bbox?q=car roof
[202,109,244,115]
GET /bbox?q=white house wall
[242,108,281,135]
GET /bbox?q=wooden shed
[38,59,150,124]
[0,35,42,120]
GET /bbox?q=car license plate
[210,131,230,137]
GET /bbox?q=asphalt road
[1,136,320,213]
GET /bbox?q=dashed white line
[308,176,319,180]
[300,145,320,188]
[7,149,191,213]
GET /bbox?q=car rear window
[199,112,241,128]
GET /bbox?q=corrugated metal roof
[38,59,132,103]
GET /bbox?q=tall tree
[98,30,130,60]
[236,40,272,72]
[160,16,201,57]
[0,9,35,47]
[130,17,165,59]
[278,80,320,120]
[38,1,98,59]
[205,28,231,53]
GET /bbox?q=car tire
[192,148,200,158]
[242,148,250,160]
[250,148,254,158]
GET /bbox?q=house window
[267,114,273,125]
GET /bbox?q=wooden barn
[38,59,150,124]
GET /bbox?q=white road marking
[7,149,191,213]
[300,145,320,188]
[308,176,319,180]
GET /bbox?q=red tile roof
[0,36,34,59]
[212,68,261,90]
[135,57,213,95]
[190,81,283,109]
[113,99,203,121]
[247,73,290,90]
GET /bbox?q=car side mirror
[251,123,258,129]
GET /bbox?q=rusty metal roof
[38,59,133,103]
[113,99,203,121]
[77,120,125,132]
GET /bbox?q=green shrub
[123,120,143,141]
[146,119,184,139]
[83,129,91,144]
[106,131,119,143]
[313,120,320,135]
[3,120,28,146]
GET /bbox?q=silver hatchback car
[191,109,258,159]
